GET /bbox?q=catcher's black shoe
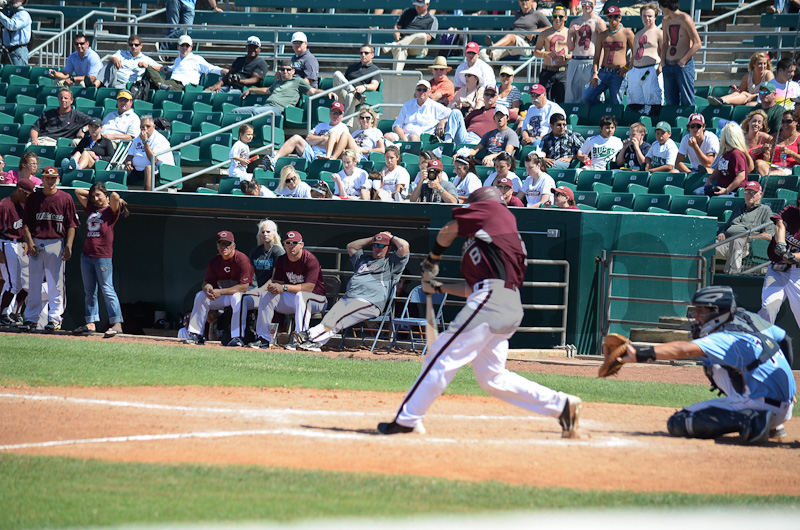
[183,332,204,345]
[559,394,583,438]
[741,409,773,445]
[377,421,425,435]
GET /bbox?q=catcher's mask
[687,286,737,339]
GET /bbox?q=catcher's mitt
[599,333,630,378]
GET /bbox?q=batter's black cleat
[741,410,773,445]
[770,424,787,439]
[559,394,583,438]
[377,421,426,435]
[10,313,24,325]
[292,329,310,344]
[17,320,37,332]
[183,332,204,345]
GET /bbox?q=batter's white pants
[626,65,664,106]
[255,290,327,342]
[24,238,66,327]
[384,33,429,72]
[565,58,594,103]
[758,265,800,329]
[394,280,568,429]
[306,297,380,346]
[188,290,246,339]
[1,240,25,315]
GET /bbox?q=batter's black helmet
[688,285,737,339]
[466,186,504,204]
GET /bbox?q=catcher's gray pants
[255,290,327,342]
[306,297,380,345]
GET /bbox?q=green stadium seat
[627,182,648,195]
[571,125,598,138]
[762,198,787,213]
[576,169,613,191]
[546,167,578,184]
[425,142,455,156]
[163,109,193,124]
[683,172,707,194]
[707,196,745,221]
[61,169,95,186]
[25,144,56,159]
[36,85,60,103]
[218,177,239,194]
[153,90,184,109]
[377,118,394,134]
[710,85,730,98]
[694,85,711,98]
[561,102,589,126]
[659,105,695,127]
[632,193,671,212]
[0,142,25,157]
[701,105,733,123]
[401,152,420,167]
[0,65,30,82]
[95,87,121,102]
[283,106,307,129]
[156,163,183,190]
[170,131,201,147]
[212,92,242,111]
[133,100,154,114]
[621,107,652,129]
[597,192,634,211]
[397,141,422,155]
[182,132,232,166]
[191,111,223,130]
[574,190,598,208]
[762,175,800,197]
[587,104,624,125]
[0,122,20,139]
[308,158,343,178]
[776,188,798,202]
[7,84,37,103]
[182,91,213,110]
[613,170,649,192]
[274,157,308,175]
[592,181,612,193]
[95,170,128,186]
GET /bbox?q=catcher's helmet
[688,285,738,339]
[465,186,504,204]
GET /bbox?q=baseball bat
[425,293,438,346]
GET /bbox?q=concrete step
[659,316,691,326]
[629,327,690,343]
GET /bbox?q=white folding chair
[388,284,447,356]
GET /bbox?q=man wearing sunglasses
[144,35,226,91]
[582,6,634,105]
[676,113,719,175]
[386,80,450,143]
[332,44,382,121]
[233,59,332,118]
[565,0,606,103]
[532,6,570,103]
[101,34,161,89]
[251,231,328,350]
[481,0,548,64]
[760,81,787,136]
[292,232,410,352]
[0,178,34,327]
[49,34,102,88]
[267,101,350,168]
[184,231,255,347]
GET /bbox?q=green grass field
[1,335,798,528]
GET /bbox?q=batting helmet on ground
[466,186,504,204]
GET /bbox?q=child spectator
[240,179,276,198]
[549,185,579,209]
[451,151,482,202]
[675,113,719,174]
[615,122,651,170]
[380,145,411,200]
[576,115,624,170]
[229,124,255,182]
[333,150,370,199]
[366,171,393,201]
[645,121,679,172]
[518,152,556,208]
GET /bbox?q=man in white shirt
[100,34,161,89]
[124,115,174,191]
[576,115,624,171]
[385,80,451,142]
[102,90,141,143]
[453,42,497,89]
[519,84,565,149]
[267,102,350,166]
[144,35,227,90]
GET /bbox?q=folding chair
[338,285,397,353]
[108,140,131,170]
[388,285,447,356]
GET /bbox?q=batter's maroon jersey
[272,249,326,296]
[22,189,79,240]
[0,197,25,240]
[82,203,120,258]
[204,250,254,289]
[768,205,800,263]
[452,201,527,288]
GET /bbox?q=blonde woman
[701,123,754,196]
[741,109,774,177]
[709,52,775,107]
[332,149,369,199]
[275,165,312,198]
[249,219,285,288]
[344,106,385,161]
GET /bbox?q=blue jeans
[663,59,696,106]
[165,0,196,50]
[232,105,283,119]
[582,68,625,105]
[81,254,123,324]
[445,110,481,145]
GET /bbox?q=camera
[225,72,241,86]
[0,0,7,10]
[426,168,439,181]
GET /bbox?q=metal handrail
[696,0,771,72]
[29,9,129,67]
[697,221,774,279]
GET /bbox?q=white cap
[416,79,431,90]
[494,105,509,117]
[247,35,261,47]
[178,35,193,47]
[413,0,431,5]
[291,31,307,43]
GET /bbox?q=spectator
[72,183,129,337]
[274,165,313,198]
[100,35,161,89]
[267,102,349,167]
[766,0,800,13]
[333,149,370,199]
[409,159,457,203]
[771,58,799,111]
[549,185,579,209]
[249,219,285,289]
[627,4,664,116]
[240,179,276,198]
[229,124,255,183]
[233,60,329,118]
[411,150,449,190]
[206,36,268,93]
[161,0,223,53]
[0,0,31,66]
[0,178,33,327]
[582,6,634,106]
[250,230,328,350]
[615,121,651,170]
[49,34,102,88]
[533,6,570,103]
[310,180,335,200]
[644,121,679,173]
[183,230,255,347]
[102,90,140,143]
[385,80,450,142]
[289,32,319,88]
[769,110,800,176]
[759,81,785,135]
[576,115,624,170]
[659,0,701,106]
[342,106,385,161]
[123,115,174,191]
[518,152,555,207]
[469,106,519,166]
[451,151,482,202]
[454,42,496,90]
[742,109,774,177]
[145,35,227,90]
[449,66,485,116]
[697,123,752,196]
[520,84,566,149]
[30,87,91,146]
[540,113,585,169]
[428,56,454,106]
[483,0,548,63]
[496,66,522,112]
[0,154,6,183]
[19,166,79,333]
[332,44,382,118]
[379,145,411,200]
[483,152,522,191]
[383,0,438,71]
[565,0,607,104]
[365,171,394,201]
[675,113,719,174]
[61,118,115,172]
[709,52,774,107]
[496,176,525,207]
[3,152,42,186]
[715,181,774,275]
[293,232,411,353]
[442,85,519,145]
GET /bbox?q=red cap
[285,230,303,243]
[744,180,762,192]
[688,113,705,126]
[496,177,513,186]
[330,101,345,113]
[465,42,480,53]
[552,186,575,202]
[606,6,622,15]
[217,230,234,243]
[373,232,391,244]
[42,166,59,178]
[16,178,35,194]
[427,159,443,171]
[530,83,546,95]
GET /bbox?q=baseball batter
[293,232,410,351]
[627,4,664,115]
[565,0,607,103]
[250,230,327,350]
[377,187,582,436]
[0,178,34,326]
[759,201,800,330]
[20,166,79,332]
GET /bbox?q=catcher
[599,285,796,444]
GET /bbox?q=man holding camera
[0,0,31,66]
[408,159,457,204]
[206,36,269,94]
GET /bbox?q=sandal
[72,325,95,335]
[103,329,120,338]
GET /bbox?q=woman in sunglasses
[698,122,753,196]
[275,165,312,198]
[769,110,800,176]
[496,66,522,113]
[449,67,485,116]
[343,106,385,161]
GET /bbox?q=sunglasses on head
[373,243,388,249]
[285,240,301,246]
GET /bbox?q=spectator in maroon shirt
[496,177,525,207]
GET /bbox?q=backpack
[153,116,171,133]
[129,78,150,101]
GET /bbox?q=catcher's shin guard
[667,407,752,440]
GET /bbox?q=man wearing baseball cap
[481,0,548,64]
[495,176,524,207]
[386,79,450,143]
[565,0,607,103]
[101,89,140,143]
[676,113,719,174]
[268,101,350,166]
[144,34,227,90]
[251,231,328,350]
[184,230,255,347]
[383,0,438,71]
[550,185,578,209]
[468,105,520,166]
[290,31,320,88]
[519,83,565,148]
[206,36,268,93]
[759,81,785,136]
[582,6,635,105]
[409,158,458,203]
[644,121,679,173]
[292,232,410,352]
[0,178,35,327]
[454,42,496,90]
[439,84,520,145]
[715,180,775,274]
[63,117,115,173]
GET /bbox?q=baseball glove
[598,333,630,378]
